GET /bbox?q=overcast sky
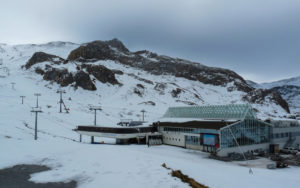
[1,0,300,83]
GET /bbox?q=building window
[220,119,270,148]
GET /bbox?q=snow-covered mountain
[261,76,300,89]
[1,39,299,188]
[247,76,300,117]
[246,80,262,89]
[250,77,300,116]
[0,39,292,126]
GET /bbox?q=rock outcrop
[43,68,74,87]
[68,41,117,61]
[243,89,290,113]
[26,51,120,90]
[67,40,252,93]
[25,52,64,69]
[24,39,291,114]
[74,71,96,91]
[83,64,119,85]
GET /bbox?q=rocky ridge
[23,38,291,114]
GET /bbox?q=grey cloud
[1,0,300,82]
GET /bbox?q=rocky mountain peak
[105,38,129,53]
[18,39,293,116]
[67,41,114,61]
[25,52,65,69]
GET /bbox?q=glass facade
[163,127,194,134]
[163,104,256,120]
[162,127,218,134]
[186,135,201,145]
[220,119,270,148]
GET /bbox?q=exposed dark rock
[43,68,74,87]
[112,69,124,75]
[134,50,158,59]
[154,83,167,95]
[154,83,166,91]
[105,38,129,53]
[74,71,96,91]
[25,51,122,90]
[67,40,116,61]
[84,64,119,85]
[35,67,45,75]
[138,101,156,106]
[67,39,252,92]
[269,85,300,114]
[171,88,183,98]
[271,85,300,97]
[194,94,201,100]
[136,84,145,89]
[243,89,290,113]
[227,86,235,92]
[176,100,197,105]
[25,52,64,69]
[127,73,154,85]
[133,88,143,97]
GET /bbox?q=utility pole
[57,89,66,113]
[11,82,15,90]
[89,106,102,143]
[20,96,25,104]
[34,93,41,108]
[31,107,42,140]
[141,109,146,122]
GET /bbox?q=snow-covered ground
[1,42,299,187]
[2,138,300,188]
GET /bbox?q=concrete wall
[217,143,269,157]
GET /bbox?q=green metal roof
[162,104,256,120]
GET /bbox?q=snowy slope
[251,76,300,115]
[1,41,300,188]
[261,76,300,89]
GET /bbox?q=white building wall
[162,132,185,147]
[271,126,300,149]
